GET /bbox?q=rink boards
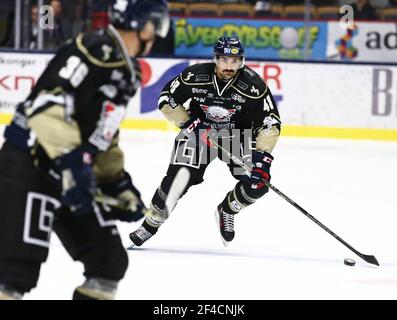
[0,52,396,141]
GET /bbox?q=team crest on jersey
[262,116,280,134]
[200,105,236,123]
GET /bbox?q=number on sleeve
[59,56,89,88]
[263,94,274,112]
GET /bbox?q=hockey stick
[208,137,379,266]
[94,194,125,209]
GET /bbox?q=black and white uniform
[147,62,281,228]
[0,25,140,295]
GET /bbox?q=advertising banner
[327,21,397,63]
[0,52,188,119]
[173,18,328,60]
[0,52,396,139]
[246,61,397,130]
[0,53,53,112]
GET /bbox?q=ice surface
[1,128,396,300]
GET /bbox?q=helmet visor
[151,10,170,38]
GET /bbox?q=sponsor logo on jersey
[200,105,236,123]
[101,45,113,61]
[195,74,210,82]
[184,72,194,81]
[169,97,178,108]
[89,101,126,150]
[111,69,123,81]
[192,88,208,94]
[244,68,256,77]
[231,93,246,103]
[251,86,260,95]
[101,102,125,141]
[237,80,248,90]
[99,84,118,99]
[212,122,236,130]
[193,97,205,103]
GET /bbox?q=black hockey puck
[344,258,356,266]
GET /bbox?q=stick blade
[360,254,380,266]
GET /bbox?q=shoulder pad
[76,30,126,68]
[180,63,213,85]
[232,66,268,99]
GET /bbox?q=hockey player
[129,35,281,247]
[0,0,170,300]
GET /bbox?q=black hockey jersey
[159,62,281,136]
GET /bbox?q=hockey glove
[55,147,96,216]
[97,171,146,222]
[250,151,273,190]
[180,117,214,147]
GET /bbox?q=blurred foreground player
[0,0,170,300]
[129,35,281,247]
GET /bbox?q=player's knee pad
[221,182,267,214]
[72,277,119,300]
[165,166,204,190]
[0,258,41,296]
[146,168,196,228]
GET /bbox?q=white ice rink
[2,128,396,300]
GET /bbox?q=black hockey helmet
[213,35,245,70]
[110,0,170,38]
[213,35,245,59]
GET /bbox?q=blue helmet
[213,35,245,59]
[110,0,170,38]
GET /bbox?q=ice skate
[214,205,235,247]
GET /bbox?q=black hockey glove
[55,147,96,216]
[97,171,146,222]
[250,151,273,190]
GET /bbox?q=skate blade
[214,210,230,247]
[126,244,136,250]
